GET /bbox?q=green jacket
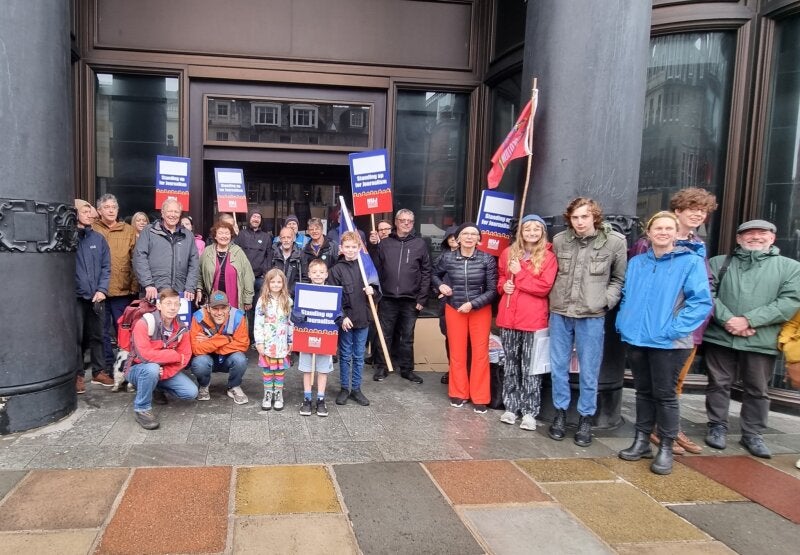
[549,223,627,318]
[704,245,800,355]
[198,243,255,308]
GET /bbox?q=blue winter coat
[75,227,111,300]
[616,247,712,349]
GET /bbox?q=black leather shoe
[574,415,593,447]
[401,371,424,384]
[373,368,388,381]
[740,435,772,459]
[705,424,727,450]
[335,389,350,405]
[349,389,370,406]
[440,373,449,384]
[548,409,566,441]
[651,437,674,475]
[619,430,654,461]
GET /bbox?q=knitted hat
[455,222,481,241]
[285,215,299,226]
[520,214,546,228]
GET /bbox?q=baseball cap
[208,290,229,308]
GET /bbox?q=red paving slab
[424,460,551,505]
[680,456,800,524]
[0,468,129,531]
[97,466,231,555]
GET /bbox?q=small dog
[111,350,135,392]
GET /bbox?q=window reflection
[95,73,180,218]
[637,32,735,254]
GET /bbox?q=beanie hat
[455,222,481,241]
[285,215,299,226]
[520,214,547,228]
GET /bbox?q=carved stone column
[0,1,77,433]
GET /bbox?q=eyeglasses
[396,219,414,224]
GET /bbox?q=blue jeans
[339,326,369,390]
[549,313,605,416]
[190,352,248,388]
[128,363,198,412]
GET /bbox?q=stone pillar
[0,1,77,433]
[521,0,651,428]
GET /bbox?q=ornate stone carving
[0,199,77,253]
[604,214,639,237]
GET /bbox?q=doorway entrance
[201,160,351,237]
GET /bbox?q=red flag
[487,91,537,189]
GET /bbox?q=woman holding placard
[496,215,557,430]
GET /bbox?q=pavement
[1,360,799,554]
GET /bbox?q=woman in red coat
[497,214,557,430]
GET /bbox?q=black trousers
[375,297,419,374]
[627,345,692,440]
[77,297,106,377]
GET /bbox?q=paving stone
[294,440,384,464]
[140,408,194,444]
[338,409,389,441]
[268,412,313,442]
[235,465,340,515]
[186,413,232,444]
[425,460,550,504]
[0,530,99,554]
[520,429,616,458]
[762,454,800,478]
[680,455,800,524]
[123,444,209,467]
[0,468,129,530]
[0,470,27,499]
[461,506,613,554]
[597,458,745,503]
[233,514,359,554]
[456,438,549,460]
[207,442,296,466]
[545,482,707,544]
[229,419,272,443]
[25,445,131,469]
[0,444,42,470]
[99,412,149,445]
[334,461,483,555]
[769,433,800,452]
[98,466,230,554]
[377,437,471,461]
[614,541,735,554]
[304,411,352,441]
[670,502,800,555]
[516,458,617,482]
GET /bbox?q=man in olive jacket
[703,219,800,458]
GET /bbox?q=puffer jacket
[372,231,431,305]
[235,227,273,278]
[197,243,255,308]
[92,220,137,296]
[328,257,381,328]
[704,245,800,355]
[76,227,110,300]
[432,248,497,311]
[132,221,199,294]
[496,244,557,332]
[270,243,303,297]
[549,223,627,318]
[616,247,712,349]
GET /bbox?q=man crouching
[127,288,197,430]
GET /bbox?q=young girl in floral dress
[254,268,292,411]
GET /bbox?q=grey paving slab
[337,408,389,441]
[294,441,384,464]
[267,412,313,442]
[206,442,296,466]
[457,438,548,460]
[229,419,272,444]
[670,502,800,555]
[25,444,132,469]
[0,445,43,470]
[511,429,616,458]
[461,506,613,555]
[141,413,194,444]
[769,433,800,452]
[123,444,210,467]
[304,413,356,441]
[186,413,232,444]
[99,412,150,445]
[334,462,483,555]
[0,470,28,499]
[55,408,122,446]
[377,437,471,462]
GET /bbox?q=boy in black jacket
[328,232,380,406]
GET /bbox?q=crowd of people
[74,190,800,473]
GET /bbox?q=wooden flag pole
[370,214,376,234]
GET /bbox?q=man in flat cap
[703,219,800,458]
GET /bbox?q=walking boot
[619,430,654,461]
[650,437,674,475]
[548,409,566,441]
[574,415,593,447]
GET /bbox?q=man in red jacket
[126,288,197,430]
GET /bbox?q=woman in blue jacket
[616,211,712,475]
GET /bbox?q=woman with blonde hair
[254,268,293,411]
[131,212,149,238]
[496,215,557,430]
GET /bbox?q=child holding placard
[254,268,292,411]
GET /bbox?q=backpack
[116,300,159,352]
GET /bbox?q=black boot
[619,430,654,461]
[548,409,566,441]
[650,437,674,475]
[574,415,593,447]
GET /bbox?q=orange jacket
[190,307,250,356]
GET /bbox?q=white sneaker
[520,414,537,431]
[796,457,800,470]
[500,411,517,425]
[197,386,210,401]
[261,389,273,411]
[273,389,284,411]
[227,386,248,405]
